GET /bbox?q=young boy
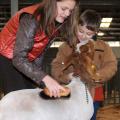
[51,9,117,119]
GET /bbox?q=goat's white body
[0,77,94,120]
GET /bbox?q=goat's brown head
[72,40,100,84]
[61,40,101,85]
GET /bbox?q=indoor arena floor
[97,105,120,120]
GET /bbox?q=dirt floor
[97,105,120,120]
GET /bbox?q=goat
[0,77,94,120]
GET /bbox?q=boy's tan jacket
[51,40,117,94]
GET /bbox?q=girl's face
[56,0,76,23]
[77,25,96,42]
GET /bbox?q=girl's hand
[42,75,65,98]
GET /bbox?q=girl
[0,0,80,97]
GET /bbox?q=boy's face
[77,25,96,42]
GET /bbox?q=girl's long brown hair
[33,0,80,38]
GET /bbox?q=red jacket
[0,4,49,61]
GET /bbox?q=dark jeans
[91,101,102,120]
[0,55,35,95]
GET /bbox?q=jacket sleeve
[12,13,47,86]
[97,42,117,82]
[51,42,74,84]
